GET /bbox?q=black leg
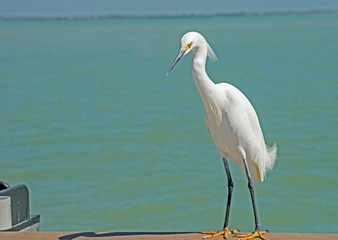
[222,157,234,230]
[242,158,260,231]
[200,158,239,239]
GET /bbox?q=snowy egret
[166,32,277,240]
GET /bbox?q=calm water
[1,14,337,233]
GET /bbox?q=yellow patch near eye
[182,42,192,50]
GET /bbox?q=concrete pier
[0,232,337,240]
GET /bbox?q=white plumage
[168,31,276,182]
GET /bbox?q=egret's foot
[201,227,238,239]
[235,230,268,240]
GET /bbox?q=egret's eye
[183,42,192,50]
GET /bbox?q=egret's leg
[222,157,234,229]
[243,157,260,231]
[235,158,267,240]
[201,158,238,239]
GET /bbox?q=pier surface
[1,232,337,240]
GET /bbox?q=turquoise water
[1,14,337,233]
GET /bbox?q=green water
[1,14,337,233]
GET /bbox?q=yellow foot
[236,230,267,240]
[201,227,238,239]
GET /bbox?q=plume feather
[207,43,218,61]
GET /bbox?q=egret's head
[180,32,198,55]
[166,32,217,77]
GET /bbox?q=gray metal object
[0,182,40,231]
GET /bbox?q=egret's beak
[166,49,186,77]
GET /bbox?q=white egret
[166,32,277,240]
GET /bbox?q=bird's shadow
[59,232,195,240]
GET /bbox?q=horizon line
[0,9,336,21]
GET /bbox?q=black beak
[166,49,186,77]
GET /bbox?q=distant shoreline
[0,9,336,21]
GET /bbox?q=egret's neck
[192,47,215,102]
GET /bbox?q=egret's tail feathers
[267,142,277,169]
[256,142,277,182]
[262,143,277,181]
[207,43,218,61]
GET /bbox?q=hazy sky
[0,0,337,17]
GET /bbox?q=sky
[0,0,337,17]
